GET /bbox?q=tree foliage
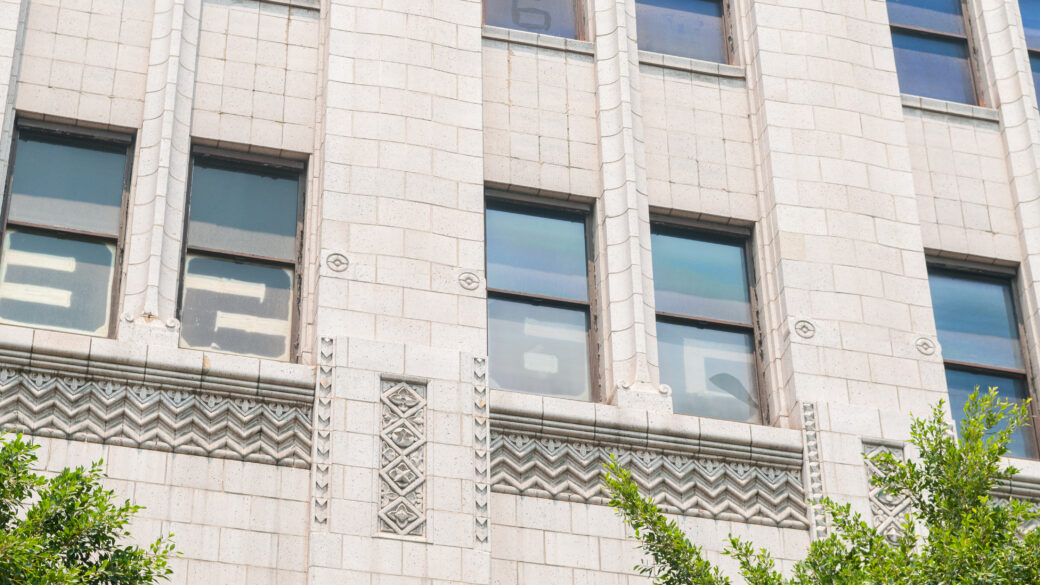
[603,388,1040,585]
[0,434,175,585]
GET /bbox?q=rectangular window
[928,269,1037,459]
[484,0,583,39]
[887,0,977,104]
[651,226,760,423]
[636,0,727,63]
[0,122,132,337]
[485,198,593,400]
[1021,0,1040,102]
[178,150,305,361]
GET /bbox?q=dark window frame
[927,261,1039,458]
[484,191,601,401]
[649,217,765,422]
[178,146,307,362]
[482,0,589,41]
[0,119,135,338]
[887,0,982,105]
[635,0,732,65]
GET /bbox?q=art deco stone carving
[490,410,809,529]
[472,356,491,547]
[862,441,910,543]
[313,337,334,527]
[802,402,827,538]
[378,377,427,537]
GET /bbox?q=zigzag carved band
[0,352,313,468]
[490,412,809,529]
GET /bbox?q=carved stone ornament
[490,410,809,529]
[378,377,427,537]
[794,320,816,339]
[472,356,491,547]
[325,252,349,272]
[914,337,936,356]
[458,271,481,291]
[313,337,334,527]
[863,441,910,543]
[802,402,827,538]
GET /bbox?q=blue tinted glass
[486,206,588,301]
[484,0,578,39]
[887,0,965,36]
[188,163,300,261]
[929,272,1023,370]
[658,321,758,422]
[180,255,294,360]
[892,30,975,104]
[1032,52,1040,104]
[652,231,751,324]
[9,136,126,235]
[636,0,726,63]
[0,229,114,335]
[488,297,590,399]
[946,369,1037,459]
[1022,0,1040,48]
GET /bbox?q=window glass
[487,297,590,399]
[187,163,300,261]
[658,322,758,423]
[651,231,750,323]
[946,369,1036,459]
[1022,0,1040,48]
[886,0,965,36]
[892,29,975,104]
[0,230,114,335]
[484,0,579,39]
[929,272,1023,370]
[8,136,126,235]
[1032,53,1040,101]
[179,255,293,361]
[636,0,726,63]
[486,206,588,302]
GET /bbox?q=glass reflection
[488,297,590,399]
[946,369,1037,459]
[892,30,974,104]
[0,230,114,335]
[651,231,750,324]
[886,0,965,36]
[9,136,126,235]
[180,255,294,360]
[636,0,726,63]
[188,163,300,261]
[1022,0,1040,48]
[929,272,1023,370]
[658,321,759,423]
[484,0,578,39]
[486,206,588,301]
[1032,53,1040,106]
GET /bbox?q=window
[928,269,1037,458]
[651,226,759,423]
[485,199,593,399]
[886,0,977,104]
[0,123,132,337]
[1021,0,1040,103]
[484,0,584,39]
[636,0,727,63]
[179,150,304,361]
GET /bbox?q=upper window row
[0,122,305,361]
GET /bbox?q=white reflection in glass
[658,321,758,423]
[488,297,590,399]
[188,164,299,261]
[180,255,293,360]
[9,137,126,235]
[929,272,1023,370]
[0,230,114,335]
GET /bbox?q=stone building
[1,0,1040,582]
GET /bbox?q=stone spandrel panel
[378,376,428,537]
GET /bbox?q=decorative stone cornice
[0,341,314,468]
[489,394,809,529]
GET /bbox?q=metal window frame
[178,146,307,363]
[481,0,589,41]
[649,218,766,423]
[887,0,983,106]
[0,119,135,338]
[927,265,1039,458]
[484,192,602,402]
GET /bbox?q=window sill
[638,50,745,79]
[482,25,595,56]
[901,94,999,123]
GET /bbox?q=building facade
[2,0,1040,582]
